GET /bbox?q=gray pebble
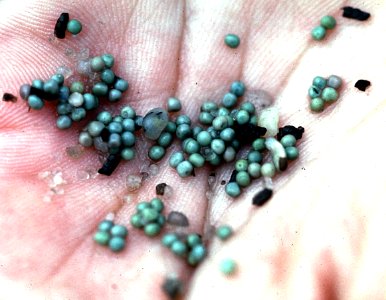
[327,75,342,89]
[167,211,189,227]
[142,108,169,140]
[19,84,31,100]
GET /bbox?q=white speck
[77,59,91,76]
[105,212,115,221]
[208,175,216,188]
[205,190,213,200]
[76,170,90,180]
[77,48,90,60]
[57,66,73,79]
[123,194,132,204]
[163,185,174,199]
[65,47,75,58]
[126,175,142,192]
[43,191,54,203]
[38,171,51,180]
[149,164,159,176]
[52,172,65,186]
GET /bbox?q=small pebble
[93,231,110,245]
[101,54,115,68]
[144,223,161,236]
[230,81,245,97]
[321,87,339,102]
[310,97,324,112]
[224,34,240,48]
[114,78,129,92]
[216,225,233,241]
[220,258,237,275]
[148,145,166,161]
[70,81,84,93]
[167,97,182,112]
[79,132,93,147]
[176,160,193,178]
[285,146,299,160]
[222,92,237,108]
[108,236,126,252]
[67,19,82,35]
[110,224,128,238]
[327,75,342,89]
[56,115,72,129]
[261,162,276,178]
[98,220,114,232]
[169,151,185,168]
[320,15,336,29]
[311,26,326,40]
[225,182,241,198]
[19,84,31,100]
[108,89,122,102]
[312,76,327,90]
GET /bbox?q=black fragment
[252,188,273,206]
[100,128,110,142]
[277,125,304,140]
[234,123,267,145]
[54,13,69,39]
[220,180,226,185]
[342,7,370,21]
[29,86,58,101]
[162,277,182,300]
[98,153,122,176]
[134,115,143,130]
[229,170,237,183]
[156,183,167,195]
[279,157,288,172]
[354,80,371,91]
[2,93,17,102]
[167,211,189,227]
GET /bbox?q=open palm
[1,0,385,299]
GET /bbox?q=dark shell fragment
[354,80,371,92]
[98,153,122,176]
[252,188,273,206]
[2,93,17,102]
[54,13,69,39]
[342,7,370,21]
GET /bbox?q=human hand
[0,0,385,299]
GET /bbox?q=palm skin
[0,0,385,299]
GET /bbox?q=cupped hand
[0,0,385,299]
